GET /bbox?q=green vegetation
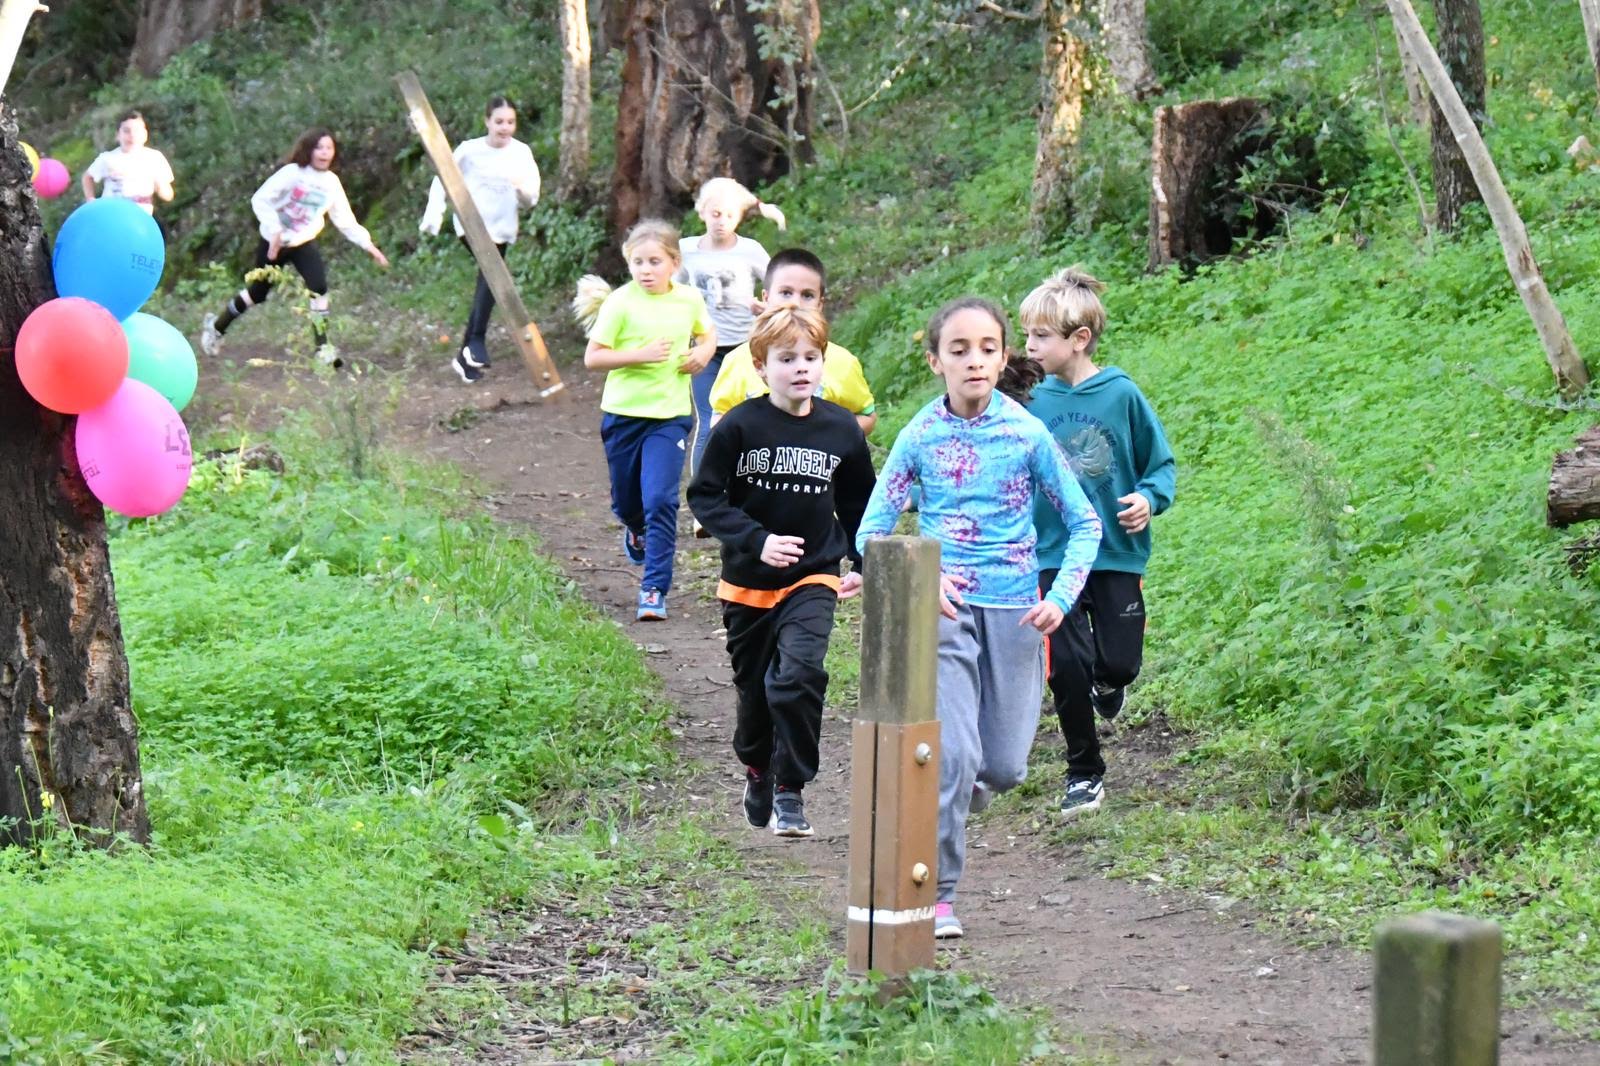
[11,0,1600,1049]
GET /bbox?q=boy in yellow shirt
[708,249,876,436]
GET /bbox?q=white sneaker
[200,313,222,356]
[315,343,343,368]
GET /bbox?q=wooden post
[1373,912,1502,1066]
[395,71,564,397]
[847,536,941,984]
[0,0,49,105]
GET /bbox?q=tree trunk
[1580,0,1600,109]
[1425,0,1486,233]
[129,0,265,78]
[1548,426,1600,527]
[1392,15,1433,127]
[606,0,817,241]
[0,114,148,848]
[1389,0,1590,397]
[1030,0,1089,239]
[1146,97,1268,270]
[557,0,593,198]
[1098,0,1158,100]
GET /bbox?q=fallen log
[1547,425,1600,527]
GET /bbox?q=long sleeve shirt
[856,391,1102,613]
[420,136,541,243]
[688,397,876,606]
[250,164,372,250]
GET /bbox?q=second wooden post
[846,536,941,980]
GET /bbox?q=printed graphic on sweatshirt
[1063,425,1114,480]
[734,445,844,494]
[277,183,329,235]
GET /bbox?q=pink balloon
[75,379,192,517]
[34,158,69,198]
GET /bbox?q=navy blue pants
[600,413,692,593]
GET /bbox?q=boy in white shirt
[81,111,174,215]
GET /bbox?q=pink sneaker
[934,901,964,939]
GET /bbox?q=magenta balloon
[34,158,70,198]
[75,378,192,517]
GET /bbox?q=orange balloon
[16,297,130,414]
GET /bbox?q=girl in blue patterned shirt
[856,296,1102,940]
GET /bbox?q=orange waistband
[718,572,840,609]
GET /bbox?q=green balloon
[121,312,198,411]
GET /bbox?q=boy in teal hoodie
[1021,267,1176,818]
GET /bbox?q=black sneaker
[452,350,483,383]
[772,789,814,837]
[461,341,490,370]
[621,527,646,566]
[1059,775,1104,819]
[742,768,774,828]
[1091,682,1125,721]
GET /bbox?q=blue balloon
[53,198,165,320]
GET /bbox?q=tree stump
[1548,425,1600,527]
[1147,97,1268,271]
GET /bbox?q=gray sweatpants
[936,601,1046,904]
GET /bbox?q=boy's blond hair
[749,306,828,368]
[1019,265,1107,353]
[571,218,684,332]
[695,176,787,231]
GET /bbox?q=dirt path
[359,353,1593,1064]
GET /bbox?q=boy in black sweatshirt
[688,306,876,837]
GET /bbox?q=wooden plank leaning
[846,536,941,986]
[394,70,563,397]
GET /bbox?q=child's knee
[982,764,1027,793]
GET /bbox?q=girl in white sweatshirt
[420,94,542,383]
[201,127,389,366]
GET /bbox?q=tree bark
[1425,0,1486,233]
[129,0,265,78]
[1548,426,1600,527]
[1390,0,1590,397]
[606,0,817,241]
[557,0,593,198]
[1580,0,1600,109]
[1098,0,1158,100]
[1146,97,1268,270]
[1030,0,1089,239]
[0,114,148,847]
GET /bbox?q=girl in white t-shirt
[419,94,542,384]
[676,177,786,473]
[81,110,175,215]
[200,127,389,366]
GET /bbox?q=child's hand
[1020,599,1065,635]
[838,571,863,599]
[1116,492,1151,533]
[761,534,805,567]
[639,338,673,363]
[678,346,712,375]
[749,297,766,315]
[937,572,969,620]
[369,246,391,269]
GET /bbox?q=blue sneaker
[636,587,667,621]
[621,527,646,566]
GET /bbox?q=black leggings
[461,238,508,350]
[216,239,330,342]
